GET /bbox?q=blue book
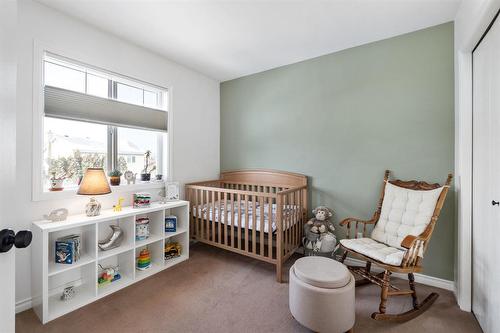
[55,240,73,264]
[165,216,177,232]
[55,234,81,264]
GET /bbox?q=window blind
[44,86,167,132]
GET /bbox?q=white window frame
[32,41,174,201]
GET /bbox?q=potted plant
[49,172,65,191]
[140,150,156,181]
[108,170,122,186]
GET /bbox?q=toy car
[164,242,181,260]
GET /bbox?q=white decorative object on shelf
[43,208,68,222]
[158,188,167,204]
[31,201,189,324]
[98,225,124,251]
[166,182,180,201]
[60,286,75,301]
[124,171,137,185]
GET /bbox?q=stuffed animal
[303,206,337,256]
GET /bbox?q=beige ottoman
[289,257,355,333]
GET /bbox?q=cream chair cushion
[340,238,405,266]
[371,182,444,249]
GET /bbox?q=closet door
[472,14,500,333]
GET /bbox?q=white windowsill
[33,181,165,202]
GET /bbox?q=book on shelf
[55,234,81,264]
[165,215,177,232]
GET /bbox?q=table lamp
[77,168,111,216]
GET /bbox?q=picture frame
[165,182,180,201]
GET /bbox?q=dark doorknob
[492,200,500,206]
[0,229,32,253]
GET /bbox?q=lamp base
[86,197,102,217]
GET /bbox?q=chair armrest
[400,235,427,267]
[339,217,377,226]
[401,235,418,249]
[339,217,377,239]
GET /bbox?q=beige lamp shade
[77,168,112,195]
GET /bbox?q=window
[86,74,109,98]
[41,53,168,192]
[44,54,164,109]
[117,127,165,177]
[44,60,85,93]
[43,118,107,189]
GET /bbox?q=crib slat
[285,193,291,254]
[260,196,265,256]
[290,192,293,254]
[212,190,216,242]
[245,194,249,252]
[252,195,257,254]
[298,189,303,246]
[206,190,210,240]
[194,189,199,239]
[200,189,205,240]
[268,196,273,259]
[231,191,235,248]
[217,191,221,244]
[224,192,228,245]
[292,192,299,249]
[188,188,192,238]
[237,193,242,250]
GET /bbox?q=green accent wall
[220,22,455,280]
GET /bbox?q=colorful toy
[135,217,150,241]
[133,193,151,208]
[165,216,177,232]
[97,264,121,287]
[113,197,124,212]
[136,248,152,270]
[164,242,181,260]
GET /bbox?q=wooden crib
[185,169,308,282]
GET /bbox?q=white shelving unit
[31,201,189,324]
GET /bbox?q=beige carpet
[17,243,481,333]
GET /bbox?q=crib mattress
[193,201,298,234]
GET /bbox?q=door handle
[0,229,32,253]
[492,200,500,206]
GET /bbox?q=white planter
[50,178,64,191]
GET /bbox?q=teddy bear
[303,206,337,255]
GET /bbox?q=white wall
[454,0,500,311]
[1,1,18,330]
[16,0,220,308]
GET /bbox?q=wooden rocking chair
[339,170,452,322]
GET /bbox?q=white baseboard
[344,258,455,291]
[16,297,32,314]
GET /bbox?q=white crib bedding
[193,201,298,234]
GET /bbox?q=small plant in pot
[140,150,156,181]
[49,172,65,191]
[108,170,122,186]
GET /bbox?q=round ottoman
[289,257,355,333]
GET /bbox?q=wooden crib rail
[222,181,291,194]
[185,179,222,187]
[186,184,278,198]
[221,169,307,188]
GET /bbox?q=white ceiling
[36,0,461,81]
